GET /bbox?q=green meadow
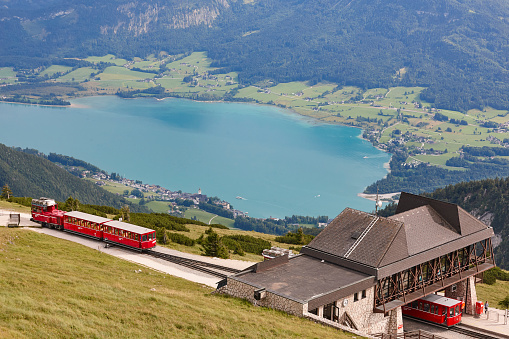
[0,228,354,338]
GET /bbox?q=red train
[402,294,463,327]
[31,197,156,251]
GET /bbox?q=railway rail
[404,315,504,339]
[145,249,242,279]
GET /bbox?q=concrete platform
[0,210,40,227]
[462,308,509,338]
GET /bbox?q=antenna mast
[375,185,382,215]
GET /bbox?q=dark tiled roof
[232,254,373,304]
[303,192,494,278]
[389,205,460,255]
[306,208,405,268]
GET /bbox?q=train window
[412,301,418,309]
[455,305,460,315]
[430,305,434,314]
[442,307,446,315]
[135,234,139,241]
[423,303,429,313]
[143,235,147,241]
[419,302,423,310]
[449,308,454,317]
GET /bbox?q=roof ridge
[375,219,407,267]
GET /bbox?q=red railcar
[31,197,156,251]
[31,197,65,229]
[103,220,156,251]
[402,294,463,327]
[63,211,111,240]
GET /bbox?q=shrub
[167,232,195,246]
[221,235,271,254]
[483,269,497,285]
[275,228,314,245]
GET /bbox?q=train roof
[64,211,112,224]
[421,294,462,307]
[32,197,57,207]
[104,220,154,234]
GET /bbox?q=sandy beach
[357,192,400,202]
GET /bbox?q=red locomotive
[402,294,463,327]
[31,197,156,251]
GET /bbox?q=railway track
[452,325,504,339]
[404,315,504,339]
[145,249,242,279]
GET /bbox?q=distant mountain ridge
[2,0,509,111]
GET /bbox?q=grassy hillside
[0,143,140,210]
[0,228,354,338]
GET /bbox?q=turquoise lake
[0,96,390,218]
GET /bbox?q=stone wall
[222,279,405,335]
[224,278,305,316]
[444,276,477,315]
[310,287,403,335]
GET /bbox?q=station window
[362,290,366,299]
[354,293,358,302]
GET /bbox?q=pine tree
[1,184,13,199]
[65,196,80,211]
[201,229,229,259]
[121,205,130,222]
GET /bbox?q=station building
[217,192,495,336]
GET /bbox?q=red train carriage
[63,211,111,239]
[31,197,65,228]
[103,220,156,251]
[31,197,156,251]
[402,294,463,327]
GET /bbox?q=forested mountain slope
[0,143,134,208]
[2,0,509,111]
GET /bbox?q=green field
[184,209,235,228]
[0,67,16,78]
[99,66,156,81]
[144,200,172,213]
[0,228,352,338]
[0,67,17,84]
[85,54,128,66]
[56,67,96,82]
[477,280,509,314]
[39,65,73,77]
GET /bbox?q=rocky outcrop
[98,0,230,36]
